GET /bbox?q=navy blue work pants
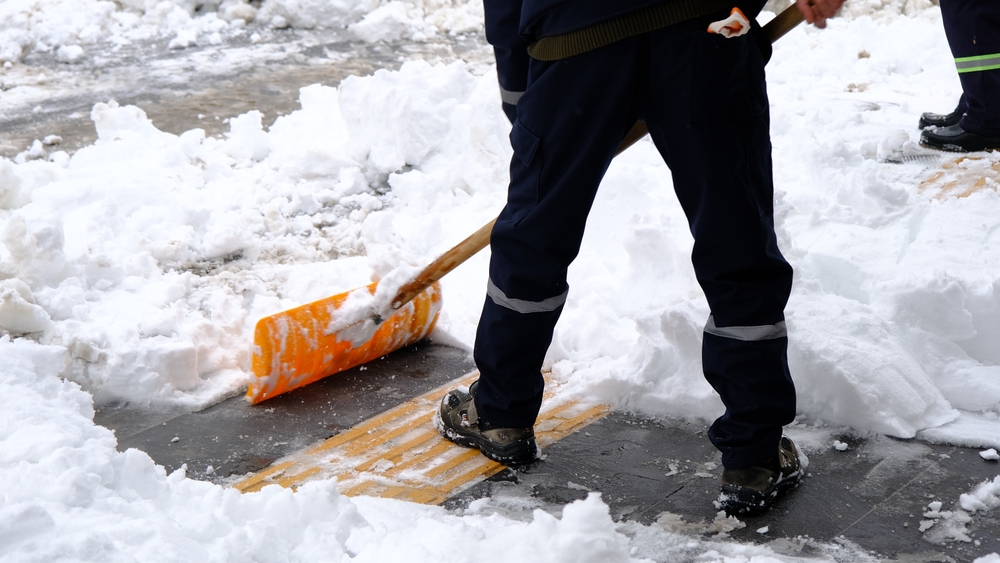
[474,11,796,469]
[940,0,1000,135]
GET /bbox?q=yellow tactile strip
[233,371,609,504]
[919,154,1000,200]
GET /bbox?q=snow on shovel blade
[246,281,442,404]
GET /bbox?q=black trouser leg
[940,0,1000,135]
[474,38,644,427]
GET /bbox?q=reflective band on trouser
[955,53,1000,74]
[487,278,567,314]
[704,315,787,341]
[500,86,524,105]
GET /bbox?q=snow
[2,0,1000,561]
[921,477,1000,545]
[0,0,482,64]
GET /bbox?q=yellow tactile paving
[233,370,609,504]
[381,440,453,476]
[342,411,435,456]
[277,466,322,488]
[352,430,437,473]
[233,461,295,493]
[304,400,424,455]
[919,154,1000,200]
[425,448,486,479]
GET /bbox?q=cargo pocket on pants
[691,33,767,123]
[505,119,542,224]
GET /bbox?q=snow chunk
[91,100,172,144]
[224,110,270,162]
[920,499,974,544]
[350,1,429,43]
[980,448,1000,461]
[875,129,915,162]
[218,0,257,23]
[0,160,30,210]
[0,279,53,335]
[55,44,84,63]
[960,476,1000,513]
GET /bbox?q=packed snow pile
[0,0,482,64]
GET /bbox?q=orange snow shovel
[246,5,805,404]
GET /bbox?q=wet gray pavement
[95,341,1000,563]
[96,342,474,482]
[446,413,1000,562]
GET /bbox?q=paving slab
[95,343,1000,561]
[445,413,1000,562]
[95,342,476,482]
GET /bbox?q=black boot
[436,381,538,465]
[920,124,1000,153]
[918,109,962,130]
[717,436,804,516]
[918,97,965,130]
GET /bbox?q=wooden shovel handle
[763,2,806,44]
[392,218,497,309]
[390,121,646,309]
[391,3,805,311]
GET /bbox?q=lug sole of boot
[436,417,538,465]
[718,469,803,516]
[919,140,1000,153]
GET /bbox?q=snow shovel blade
[246,218,492,405]
[247,282,442,404]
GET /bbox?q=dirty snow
[0,0,482,64]
[2,0,1000,561]
[921,476,1000,546]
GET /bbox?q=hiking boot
[918,109,962,130]
[920,124,1000,153]
[717,435,804,516]
[436,381,538,465]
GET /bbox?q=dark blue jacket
[485,0,767,122]
[485,0,697,122]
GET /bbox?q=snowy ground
[2,0,1000,561]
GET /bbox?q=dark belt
[527,0,734,61]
